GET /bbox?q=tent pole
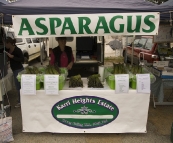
[131,35,135,66]
[170,12,172,26]
[39,38,43,65]
[0,13,7,105]
[0,14,6,78]
[125,36,128,64]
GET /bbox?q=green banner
[12,13,160,38]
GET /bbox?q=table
[165,57,173,60]
[0,71,14,102]
[20,79,150,133]
[151,76,173,107]
[0,64,28,102]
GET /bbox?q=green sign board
[51,96,119,129]
[12,13,160,38]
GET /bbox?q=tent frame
[161,11,173,26]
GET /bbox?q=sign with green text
[12,13,160,38]
[51,96,119,129]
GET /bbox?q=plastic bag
[0,115,14,143]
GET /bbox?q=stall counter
[20,78,150,133]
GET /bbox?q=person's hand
[67,62,73,70]
[6,52,14,58]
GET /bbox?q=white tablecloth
[0,64,28,101]
[0,71,14,101]
[20,78,150,133]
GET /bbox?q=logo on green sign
[51,96,119,129]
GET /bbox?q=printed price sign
[21,74,36,95]
[115,74,129,93]
[136,74,150,94]
[44,75,59,95]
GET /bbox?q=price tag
[44,75,59,95]
[115,74,129,93]
[136,74,150,94]
[21,74,36,95]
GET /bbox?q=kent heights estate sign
[51,96,119,129]
[12,13,160,37]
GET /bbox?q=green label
[51,96,119,129]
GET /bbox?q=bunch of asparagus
[127,65,142,74]
[45,65,59,74]
[88,74,104,88]
[25,66,41,74]
[112,63,126,74]
[69,75,83,88]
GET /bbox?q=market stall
[1,0,170,134]
[149,24,173,107]
[21,81,150,133]
[16,62,154,133]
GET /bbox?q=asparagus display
[112,63,127,74]
[45,65,59,74]
[88,74,104,88]
[69,75,83,88]
[25,66,41,74]
[127,65,142,74]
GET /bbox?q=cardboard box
[153,61,169,68]
[151,66,173,78]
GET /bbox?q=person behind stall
[50,37,74,70]
[2,37,24,108]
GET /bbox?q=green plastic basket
[36,82,42,90]
[108,75,115,90]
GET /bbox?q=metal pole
[101,36,104,65]
[131,35,135,66]
[39,38,43,65]
[0,14,6,78]
[125,36,128,63]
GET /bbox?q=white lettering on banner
[44,75,59,95]
[56,100,71,110]
[72,98,95,104]
[97,100,114,111]
[136,74,150,94]
[21,74,36,95]
[12,13,160,38]
[115,74,129,93]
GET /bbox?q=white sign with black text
[44,75,59,95]
[136,74,150,94]
[115,74,129,93]
[21,74,36,95]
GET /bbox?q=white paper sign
[44,75,59,95]
[115,74,129,93]
[21,74,36,95]
[136,74,150,94]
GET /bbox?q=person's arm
[50,52,55,65]
[71,53,74,63]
